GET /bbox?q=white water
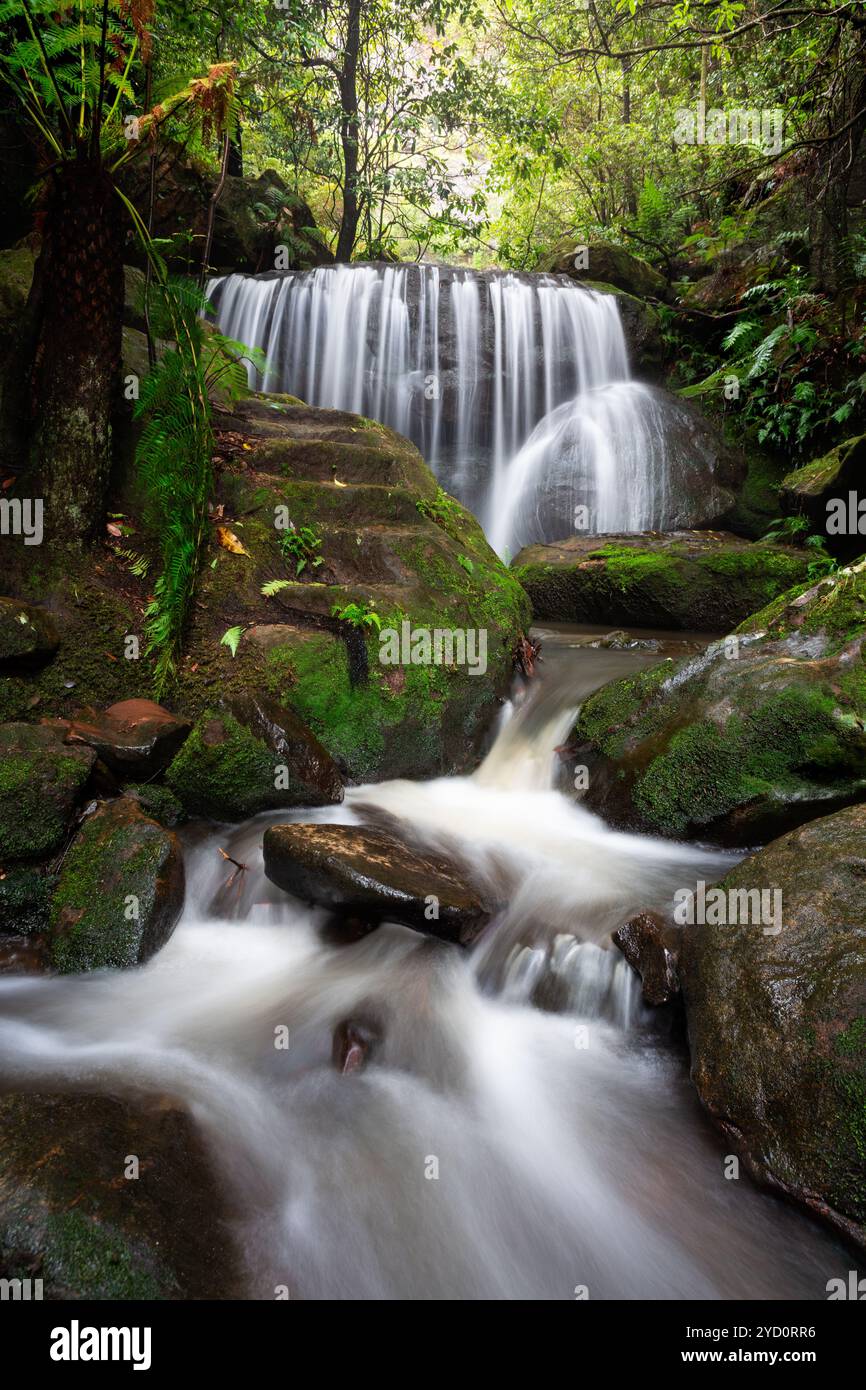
[208,263,689,554]
[0,631,848,1299]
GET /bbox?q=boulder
[679,804,866,1248]
[0,393,530,785]
[0,723,94,861]
[612,910,681,1006]
[0,1092,243,1298]
[166,695,343,821]
[49,797,184,972]
[780,434,866,538]
[0,598,59,667]
[569,560,866,845]
[0,866,54,936]
[513,530,810,631]
[47,698,191,779]
[539,239,668,299]
[263,822,492,946]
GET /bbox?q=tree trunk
[334,0,362,263]
[27,161,123,542]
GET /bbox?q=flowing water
[0,629,849,1299]
[208,263,724,554]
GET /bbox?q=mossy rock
[680,803,866,1248]
[717,449,789,539]
[0,1092,243,1299]
[0,396,529,784]
[0,598,59,668]
[569,559,866,845]
[124,783,186,828]
[513,529,810,632]
[0,723,94,861]
[780,435,866,543]
[0,866,55,935]
[539,239,667,299]
[165,696,343,821]
[49,796,184,972]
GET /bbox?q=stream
[0,626,849,1299]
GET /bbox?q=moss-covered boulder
[0,1092,243,1298]
[513,530,811,631]
[0,392,529,783]
[0,723,94,861]
[780,434,866,536]
[166,695,343,821]
[569,561,866,844]
[539,239,667,299]
[679,804,866,1248]
[49,797,184,972]
[0,866,55,936]
[0,598,59,668]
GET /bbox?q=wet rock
[513,530,810,631]
[47,698,191,779]
[0,866,55,936]
[0,722,94,861]
[613,910,681,1005]
[332,1018,381,1074]
[166,695,343,821]
[679,804,866,1249]
[570,560,866,845]
[0,1092,244,1298]
[0,598,59,668]
[263,823,492,946]
[49,796,184,972]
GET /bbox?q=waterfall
[208,263,716,555]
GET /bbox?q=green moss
[633,687,858,834]
[0,867,56,935]
[0,729,92,860]
[165,711,282,820]
[574,662,672,760]
[39,1208,170,1300]
[125,783,186,827]
[49,810,173,972]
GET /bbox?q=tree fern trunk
[27,161,124,542]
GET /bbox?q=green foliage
[220,625,246,657]
[416,486,460,525]
[277,523,324,575]
[762,516,840,580]
[331,600,382,632]
[135,277,215,696]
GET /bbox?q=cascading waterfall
[0,630,848,1299]
[209,263,705,555]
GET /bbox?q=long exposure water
[208,264,718,553]
[0,628,850,1299]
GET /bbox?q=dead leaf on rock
[216,526,250,557]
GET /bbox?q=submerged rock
[263,823,491,946]
[166,695,343,821]
[513,530,811,631]
[0,598,59,668]
[46,698,191,779]
[0,1092,243,1298]
[679,803,866,1249]
[0,722,94,861]
[570,561,866,844]
[49,797,184,972]
[613,910,681,1006]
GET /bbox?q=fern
[135,276,215,697]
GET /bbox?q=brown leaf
[106,522,122,538]
[216,526,250,557]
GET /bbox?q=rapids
[0,628,849,1299]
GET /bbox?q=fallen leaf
[216,526,250,557]
[333,478,347,488]
[106,522,122,538]
[1,477,14,489]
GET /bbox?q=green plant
[416,487,459,525]
[277,524,324,575]
[331,601,382,632]
[220,625,246,657]
[762,516,839,579]
[136,277,258,695]
[457,553,475,575]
